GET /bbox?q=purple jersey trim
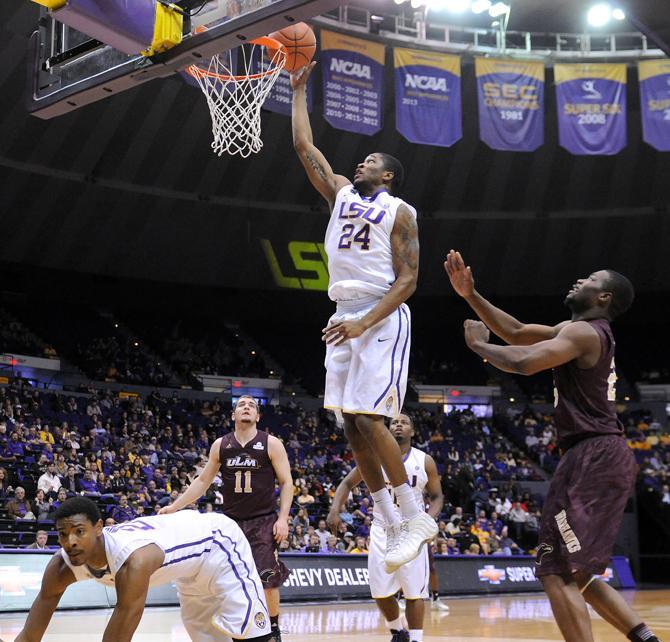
[395,306,410,406]
[374,308,404,408]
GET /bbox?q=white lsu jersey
[324,185,417,303]
[373,447,428,527]
[59,511,245,588]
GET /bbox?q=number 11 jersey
[324,186,417,303]
[218,430,276,521]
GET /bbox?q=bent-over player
[14,497,271,642]
[160,396,292,642]
[328,414,443,642]
[446,250,662,642]
[292,63,437,572]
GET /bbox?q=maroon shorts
[236,513,290,589]
[535,434,637,577]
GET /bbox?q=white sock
[387,617,403,632]
[371,489,400,525]
[409,630,423,642]
[393,483,421,519]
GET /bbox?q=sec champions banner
[321,30,385,135]
[251,50,314,116]
[555,63,627,155]
[475,58,544,152]
[639,59,670,151]
[393,48,461,147]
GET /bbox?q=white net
[187,40,286,158]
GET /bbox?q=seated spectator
[51,488,68,512]
[446,537,460,555]
[33,489,52,521]
[434,539,449,555]
[6,487,35,520]
[465,543,481,556]
[355,516,372,539]
[0,466,13,500]
[315,519,330,549]
[342,531,355,553]
[37,462,62,499]
[25,530,49,550]
[662,484,670,505]
[349,536,369,554]
[508,501,528,541]
[111,494,137,523]
[289,524,307,550]
[305,534,322,553]
[292,507,310,530]
[497,526,521,555]
[60,467,79,495]
[446,517,463,536]
[78,470,101,497]
[296,486,315,507]
[436,520,449,540]
[323,535,345,554]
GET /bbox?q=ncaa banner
[555,63,627,155]
[475,58,544,152]
[638,59,670,151]
[251,49,314,116]
[393,48,462,147]
[321,30,385,135]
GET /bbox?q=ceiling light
[471,0,492,13]
[488,2,509,18]
[444,0,471,12]
[612,8,625,20]
[410,0,424,9]
[587,3,612,27]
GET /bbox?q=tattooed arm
[322,205,419,345]
[291,63,350,206]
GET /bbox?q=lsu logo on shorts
[254,612,267,629]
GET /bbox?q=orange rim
[185,36,286,81]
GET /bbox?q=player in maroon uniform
[445,250,661,642]
[160,396,293,642]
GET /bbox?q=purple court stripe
[164,535,213,554]
[374,308,403,408]
[216,531,269,617]
[395,306,410,405]
[212,538,253,634]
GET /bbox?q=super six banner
[320,30,385,135]
[475,58,545,152]
[393,48,462,147]
[555,63,627,155]
[639,59,670,152]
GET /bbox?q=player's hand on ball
[464,320,490,346]
[273,517,289,544]
[322,319,367,345]
[290,61,316,89]
[444,250,475,298]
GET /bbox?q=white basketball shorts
[176,517,270,642]
[368,522,429,599]
[324,302,411,418]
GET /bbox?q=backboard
[28,0,339,119]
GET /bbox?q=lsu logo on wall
[478,565,506,585]
[330,58,372,80]
[261,239,329,291]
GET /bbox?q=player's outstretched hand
[326,510,342,535]
[464,319,490,347]
[290,61,316,90]
[273,517,289,544]
[322,319,367,345]
[157,504,176,516]
[444,249,475,298]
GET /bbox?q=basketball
[268,22,316,73]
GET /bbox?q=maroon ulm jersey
[218,430,277,520]
[553,318,624,451]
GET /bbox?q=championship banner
[555,63,627,155]
[320,30,385,136]
[252,50,314,116]
[393,48,462,147]
[638,59,670,152]
[475,58,544,152]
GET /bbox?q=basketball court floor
[1,590,668,641]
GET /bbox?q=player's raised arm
[268,435,294,543]
[102,545,165,642]
[158,439,221,514]
[291,63,349,207]
[445,250,568,345]
[326,467,363,533]
[463,319,600,376]
[424,455,444,521]
[15,554,76,642]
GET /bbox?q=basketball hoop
[186,37,286,158]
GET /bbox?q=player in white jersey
[291,63,437,572]
[327,415,444,642]
[13,497,271,642]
